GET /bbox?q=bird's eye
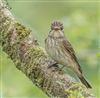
[51,26,53,30]
[60,26,63,30]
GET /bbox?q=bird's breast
[45,37,70,66]
[45,37,57,57]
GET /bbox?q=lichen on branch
[0,0,95,98]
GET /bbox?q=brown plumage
[45,21,92,88]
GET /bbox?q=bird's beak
[54,26,60,31]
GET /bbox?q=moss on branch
[0,0,95,98]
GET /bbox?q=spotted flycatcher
[45,21,92,88]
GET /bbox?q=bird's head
[51,21,63,31]
[49,21,64,38]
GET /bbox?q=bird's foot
[48,62,58,68]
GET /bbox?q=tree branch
[0,0,95,98]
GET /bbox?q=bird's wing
[60,38,82,73]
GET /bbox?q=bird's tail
[78,76,92,88]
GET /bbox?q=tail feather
[79,76,92,88]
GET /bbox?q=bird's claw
[48,62,58,68]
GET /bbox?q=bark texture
[0,0,95,98]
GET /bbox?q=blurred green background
[0,0,100,98]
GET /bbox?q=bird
[45,21,92,88]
